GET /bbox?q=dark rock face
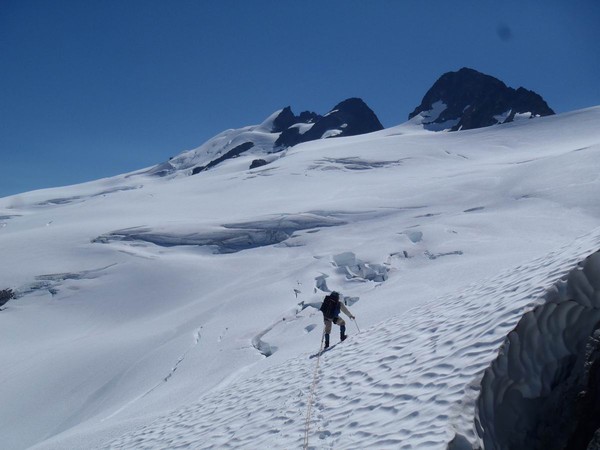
[0,288,15,308]
[271,106,299,133]
[271,107,320,133]
[409,67,554,131]
[274,98,383,149]
[192,142,255,174]
[249,159,267,169]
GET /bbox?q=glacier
[1,106,600,449]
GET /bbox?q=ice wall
[476,250,600,449]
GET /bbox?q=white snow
[493,110,534,124]
[151,123,279,176]
[513,111,534,121]
[320,128,343,139]
[289,122,316,135]
[410,100,460,131]
[1,106,600,449]
[493,109,512,124]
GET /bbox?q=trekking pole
[353,317,361,333]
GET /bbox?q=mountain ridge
[409,67,555,131]
[146,97,384,177]
[148,68,555,179]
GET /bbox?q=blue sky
[1,0,599,197]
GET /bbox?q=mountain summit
[409,67,555,131]
[274,97,384,148]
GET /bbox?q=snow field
[105,228,600,449]
[0,106,599,449]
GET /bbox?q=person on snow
[320,291,355,349]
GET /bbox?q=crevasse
[476,250,600,449]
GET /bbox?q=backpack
[320,295,340,318]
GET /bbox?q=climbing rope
[303,328,326,450]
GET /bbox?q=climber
[319,291,355,349]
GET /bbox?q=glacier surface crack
[476,250,600,450]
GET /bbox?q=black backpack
[320,295,339,318]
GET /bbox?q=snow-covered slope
[105,231,600,450]
[145,98,383,177]
[1,106,599,449]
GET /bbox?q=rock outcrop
[274,98,384,149]
[409,67,554,131]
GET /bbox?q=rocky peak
[409,67,555,131]
[271,107,298,133]
[309,97,384,139]
[271,107,321,133]
[275,97,383,148]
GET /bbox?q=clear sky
[1,0,599,197]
